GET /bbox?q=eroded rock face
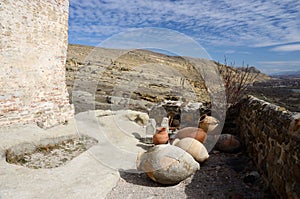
[136,144,199,184]
[66,44,212,113]
[173,137,209,162]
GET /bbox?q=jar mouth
[199,114,207,122]
[156,127,167,132]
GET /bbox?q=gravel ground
[6,135,98,169]
[106,150,272,199]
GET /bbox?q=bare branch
[217,60,259,107]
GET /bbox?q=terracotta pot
[215,134,241,153]
[174,127,207,143]
[198,115,219,133]
[153,127,169,145]
[173,137,209,162]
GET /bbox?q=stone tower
[0,0,74,128]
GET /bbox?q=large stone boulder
[173,137,209,163]
[136,145,200,185]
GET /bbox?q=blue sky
[68,0,300,74]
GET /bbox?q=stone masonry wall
[232,96,300,198]
[0,0,74,128]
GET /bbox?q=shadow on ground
[106,151,273,199]
[184,152,271,199]
[118,170,164,187]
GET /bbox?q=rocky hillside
[217,62,271,84]
[66,44,213,113]
[66,44,269,113]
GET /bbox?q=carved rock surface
[136,144,200,185]
[173,137,209,162]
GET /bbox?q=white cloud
[224,50,235,54]
[271,44,300,52]
[99,28,211,59]
[69,0,300,48]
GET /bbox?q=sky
[68,0,300,75]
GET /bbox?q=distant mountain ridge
[270,70,300,77]
[237,66,261,74]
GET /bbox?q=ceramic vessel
[153,127,169,145]
[174,127,207,143]
[173,137,209,162]
[198,115,219,133]
[215,134,241,153]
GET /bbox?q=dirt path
[106,151,272,199]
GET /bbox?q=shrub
[216,58,258,106]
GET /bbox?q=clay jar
[215,134,241,153]
[173,137,209,162]
[153,127,169,145]
[174,127,207,143]
[198,114,219,133]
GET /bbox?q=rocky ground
[106,150,271,199]
[6,135,98,169]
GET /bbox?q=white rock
[126,110,149,126]
[136,144,199,184]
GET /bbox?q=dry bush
[216,58,258,106]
